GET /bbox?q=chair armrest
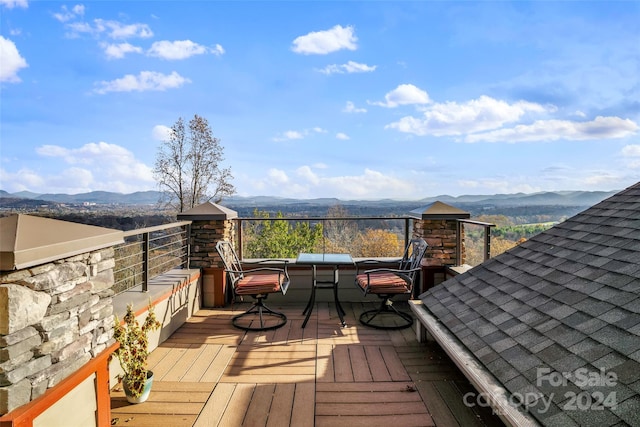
[362,266,421,275]
[242,267,289,275]
[355,258,401,274]
[241,260,290,273]
[242,259,289,265]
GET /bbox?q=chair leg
[359,297,413,330]
[232,298,287,331]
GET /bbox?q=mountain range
[0,189,618,209]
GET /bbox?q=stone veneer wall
[413,219,465,267]
[0,248,116,415]
[188,219,235,269]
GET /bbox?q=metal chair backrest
[215,240,243,287]
[397,238,428,283]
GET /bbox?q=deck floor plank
[193,383,234,427]
[200,345,237,383]
[181,344,225,382]
[218,383,254,426]
[290,382,315,427]
[110,303,505,427]
[349,346,374,382]
[244,383,275,427]
[265,383,295,427]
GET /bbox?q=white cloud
[583,173,621,186]
[371,84,430,108]
[292,24,357,55]
[322,169,412,198]
[0,0,28,8]
[253,167,415,199]
[102,42,142,59]
[93,71,190,94]
[147,40,222,60]
[296,166,320,185]
[457,179,540,195]
[343,101,366,113]
[465,116,639,143]
[53,4,84,22]
[336,133,350,140]
[0,168,46,192]
[272,128,327,141]
[66,19,153,39]
[285,131,304,140]
[317,61,376,75]
[152,125,172,141]
[38,141,132,164]
[31,142,155,193]
[621,144,640,168]
[65,21,94,37]
[272,130,303,141]
[386,95,549,136]
[268,168,289,185]
[96,19,153,39]
[2,142,155,194]
[0,36,28,83]
[211,44,225,56]
[621,145,640,157]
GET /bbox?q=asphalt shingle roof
[419,182,640,427]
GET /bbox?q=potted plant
[113,302,161,404]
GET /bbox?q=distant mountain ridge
[0,189,618,208]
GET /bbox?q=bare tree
[323,205,359,253]
[154,115,235,212]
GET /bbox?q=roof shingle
[419,182,640,427]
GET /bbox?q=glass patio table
[296,253,354,328]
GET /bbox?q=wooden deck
[110,301,506,427]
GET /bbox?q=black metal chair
[215,240,290,331]
[354,238,428,329]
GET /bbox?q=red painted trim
[0,342,119,427]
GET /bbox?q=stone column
[0,214,123,415]
[177,202,238,307]
[409,201,470,291]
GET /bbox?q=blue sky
[1,1,639,200]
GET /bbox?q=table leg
[302,265,317,328]
[333,266,346,327]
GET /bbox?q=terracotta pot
[123,371,154,404]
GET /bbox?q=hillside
[0,188,617,223]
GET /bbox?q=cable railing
[235,216,413,260]
[457,219,496,266]
[113,221,191,294]
[112,216,495,294]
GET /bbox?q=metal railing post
[142,231,149,292]
[456,220,463,266]
[185,223,191,268]
[404,218,410,248]
[237,219,243,260]
[484,225,492,262]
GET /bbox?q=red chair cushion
[235,274,283,295]
[356,272,409,294]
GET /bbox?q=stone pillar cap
[177,201,238,220]
[0,214,124,271]
[408,201,471,220]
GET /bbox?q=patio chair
[354,238,428,329]
[215,240,290,331]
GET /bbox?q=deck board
[110,303,505,427]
